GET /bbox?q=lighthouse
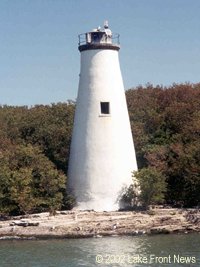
[68,22,138,211]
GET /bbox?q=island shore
[0,208,200,240]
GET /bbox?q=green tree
[134,167,167,208]
[0,144,67,215]
[126,83,200,207]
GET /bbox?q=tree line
[126,83,200,207]
[0,83,200,215]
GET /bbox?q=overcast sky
[0,0,200,106]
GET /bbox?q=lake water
[0,234,200,267]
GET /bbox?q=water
[0,234,199,267]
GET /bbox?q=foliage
[119,181,140,209]
[0,102,75,215]
[0,102,75,173]
[127,83,200,207]
[134,168,167,207]
[0,143,66,215]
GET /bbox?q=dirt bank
[0,208,200,240]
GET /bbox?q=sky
[0,0,200,106]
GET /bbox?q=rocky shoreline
[0,208,200,240]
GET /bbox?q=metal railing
[78,32,120,46]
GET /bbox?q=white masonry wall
[68,48,138,211]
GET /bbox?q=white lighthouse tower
[68,22,138,211]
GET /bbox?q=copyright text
[95,254,197,265]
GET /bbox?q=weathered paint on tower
[68,22,138,211]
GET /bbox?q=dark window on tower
[100,102,110,114]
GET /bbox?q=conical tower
[68,22,138,211]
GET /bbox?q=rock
[10,226,15,232]
[60,211,68,215]
[112,224,117,230]
[27,222,39,226]
[150,228,170,234]
[75,226,82,231]
[185,226,194,231]
[94,234,102,238]
[147,210,156,216]
[0,236,21,240]
[10,221,39,227]
[160,216,172,223]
